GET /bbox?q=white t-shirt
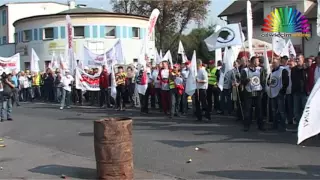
[61,75,74,92]
[19,76,29,88]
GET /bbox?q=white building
[0,1,69,45]
[218,0,318,57]
[14,6,155,70]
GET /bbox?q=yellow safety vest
[207,68,217,85]
[32,74,41,86]
[169,72,177,89]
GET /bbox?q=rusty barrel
[94,117,133,180]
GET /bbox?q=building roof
[304,1,317,19]
[0,1,68,8]
[58,7,109,14]
[13,7,148,26]
[218,0,265,17]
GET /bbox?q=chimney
[68,0,76,9]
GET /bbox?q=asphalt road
[1,102,320,179]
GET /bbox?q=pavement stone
[0,138,177,180]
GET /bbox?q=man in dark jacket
[99,65,109,108]
[291,55,308,124]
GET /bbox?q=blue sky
[3,0,234,32]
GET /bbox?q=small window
[23,30,32,42]
[2,10,7,26]
[14,33,18,43]
[2,36,7,44]
[105,26,116,37]
[44,27,54,40]
[272,5,296,12]
[74,26,84,38]
[132,27,140,38]
[24,62,30,71]
[45,61,51,69]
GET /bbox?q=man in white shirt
[181,61,190,115]
[195,59,210,122]
[60,70,74,110]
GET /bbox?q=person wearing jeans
[220,68,233,115]
[181,61,190,115]
[267,59,289,131]
[60,70,74,110]
[291,55,308,124]
[1,73,14,122]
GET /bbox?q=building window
[45,61,51,69]
[14,33,18,43]
[132,27,140,38]
[24,62,30,71]
[44,27,54,40]
[23,30,32,42]
[2,10,7,26]
[272,5,296,12]
[2,36,7,44]
[74,26,85,38]
[105,26,116,37]
[87,41,105,54]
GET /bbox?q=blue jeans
[55,87,63,103]
[293,92,307,122]
[1,95,12,120]
[170,88,181,117]
[271,93,286,130]
[60,89,71,108]
[220,89,232,114]
[181,92,188,114]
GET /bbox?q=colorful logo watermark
[261,7,311,38]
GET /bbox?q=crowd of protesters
[0,53,319,133]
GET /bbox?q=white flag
[155,48,162,65]
[163,50,173,69]
[159,50,163,59]
[297,79,320,144]
[178,40,185,54]
[31,48,40,72]
[247,0,254,58]
[110,65,117,100]
[218,46,240,91]
[214,25,222,67]
[185,50,197,96]
[287,39,296,58]
[272,37,286,56]
[263,45,271,75]
[204,23,244,51]
[178,40,187,63]
[317,0,320,37]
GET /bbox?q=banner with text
[75,67,100,91]
[83,39,124,68]
[0,53,20,72]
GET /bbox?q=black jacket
[291,65,308,94]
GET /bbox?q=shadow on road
[29,164,96,179]
[23,103,320,147]
[198,165,320,179]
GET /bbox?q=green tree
[179,25,215,63]
[110,0,210,51]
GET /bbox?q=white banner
[75,67,100,91]
[84,39,124,69]
[0,53,20,72]
[297,79,320,144]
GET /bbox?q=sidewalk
[0,138,176,179]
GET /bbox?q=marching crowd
[0,54,319,133]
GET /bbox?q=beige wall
[15,15,155,70]
[7,3,69,43]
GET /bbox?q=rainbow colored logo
[261,7,310,33]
